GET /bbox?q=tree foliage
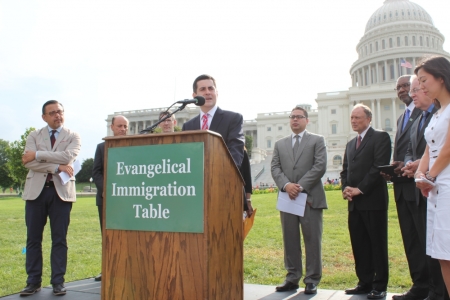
[0,139,14,190]
[245,135,253,158]
[6,128,35,190]
[76,158,94,182]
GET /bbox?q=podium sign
[105,142,204,233]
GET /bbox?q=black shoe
[275,281,299,292]
[19,283,41,296]
[305,283,318,294]
[346,285,372,294]
[94,273,102,281]
[368,290,387,299]
[393,291,424,300]
[52,283,66,296]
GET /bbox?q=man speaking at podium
[182,74,245,168]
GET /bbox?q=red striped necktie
[202,114,208,130]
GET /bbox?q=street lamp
[89,177,93,192]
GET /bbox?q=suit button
[432,140,435,143]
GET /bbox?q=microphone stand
[139,103,188,134]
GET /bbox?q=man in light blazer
[271,106,327,294]
[182,74,245,168]
[91,115,128,282]
[402,77,448,300]
[342,104,391,300]
[20,100,81,296]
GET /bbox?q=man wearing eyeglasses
[20,100,81,296]
[401,77,448,300]
[158,111,177,133]
[271,106,327,294]
[388,75,427,300]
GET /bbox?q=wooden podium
[101,131,244,300]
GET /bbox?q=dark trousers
[349,209,389,291]
[97,204,103,232]
[25,186,72,285]
[396,194,428,297]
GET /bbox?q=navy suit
[341,127,391,291]
[182,107,245,167]
[92,142,105,230]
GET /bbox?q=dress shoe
[52,283,66,296]
[392,291,424,300]
[94,273,102,281]
[275,281,299,292]
[19,283,41,296]
[368,290,387,299]
[345,285,372,294]
[305,283,318,294]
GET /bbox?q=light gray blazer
[271,131,327,209]
[22,126,81,202]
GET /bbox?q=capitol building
[107,0,450,185]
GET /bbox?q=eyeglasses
[394,82,411,91]
[46,110,64,117]
[409,88,422,96]
[289,115,306,120]
[161,119,174,123]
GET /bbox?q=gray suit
[271,130,327,285]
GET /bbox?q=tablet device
[415,177,436,187]
[377,165,396,177]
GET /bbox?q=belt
[44,181,55,188]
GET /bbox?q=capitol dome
[365,0,433,34]
[349,0,449,88]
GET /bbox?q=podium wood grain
[101,131,244,300]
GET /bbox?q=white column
[377,99,382,130]
[369,64,372,85]
[413,57,416,69]
[384,60,387,81]
[394,58,398,79]
[371,99,376,128]
[376,62,380,83]
[392,98,397,132]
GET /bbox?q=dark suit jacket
[404,106,438,205]
[341,127,391,211]
[92,142,105,206]
[392,107,421,200]
[182,107,245,167]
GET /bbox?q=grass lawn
[0,190,410,297]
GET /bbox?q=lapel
[40,126,52,150]
[191,115,201,130]
[209,107,223,131]
[53,127,67,150]
[397,108,421,141]
[284,136,295,162]
[294,131,310,163]
[351,127,373,160]
[417,106,438,146]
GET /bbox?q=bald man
[92,115,129,281]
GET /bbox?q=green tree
[76,158,94,182]
[0,139,14,191]
[6,128,35,190]
[245,135,253,158]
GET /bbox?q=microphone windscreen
[194,96,206,106]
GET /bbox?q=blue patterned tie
[402,109,410,131]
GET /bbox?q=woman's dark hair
[414,56,450,94]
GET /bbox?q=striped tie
[202,114,208,130]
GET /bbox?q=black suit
[341,127,391,291]
[405,107,449,300]
[92,142,105,231]
[182,107,245,167]
[393,108,430,297]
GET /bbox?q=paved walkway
[0,279,395,300]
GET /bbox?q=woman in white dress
[415,56,450,295]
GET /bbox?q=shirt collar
[426,104,435,113]
[201,105,218,119]
[48,126,62,134]
[407,101,415,112]
[291,130,306,139]
[359,126,371,140]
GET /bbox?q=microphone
[176,96,205,106]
